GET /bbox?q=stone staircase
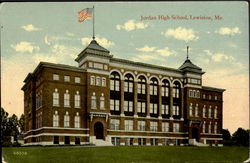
[189,139,209,147]
[93,139,113,146]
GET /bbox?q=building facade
[22,40,225,146]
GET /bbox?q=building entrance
[94,122,104,139]
[192,127,199,141]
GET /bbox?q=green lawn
[2,146,249,163]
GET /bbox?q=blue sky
[0,2,248,133]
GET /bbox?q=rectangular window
[75,77,80,83]
[53,114,59,127]
[162,104,169,115]
[150,121,158,132]
[64,75,70,82]
[111,137,120,146]
[74,94,80,108]
[64,115,70,127]
[64,93,70,107]
[173,105,179,116]
[91,95,96,109]
[138,120,145,131]
[125,120,133,131]
[129,83,133,93]
[115,81,120,91]
[110,100,114,111]
[203,106,206,118]
[142,84,146,94]
[214,123,217,133]
[110,80,114,91]
[203,123,206,133]
[100,97,105,110]
[102,77,106,87]
[124,101,133,112]
[90,76,95,85]
[195,105,198,117]
[125,138,133,146]
[173,123,180,132]
[96,77,101,86]
[110,119,120,130]
[53,74,59,80]
[74,116,80,128]
[208,106,212,118]
[53,92,59,106]
[162,122,169,132]
[162,87,169,97]
[150,138,158,146]
[110,99,120,111]
[215,96,217,100]
[214,107,218,119]
[137,84,141,94]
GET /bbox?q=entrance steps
[189,139,209,147]
[93,139,113,146]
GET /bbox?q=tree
[19,114,25,134]
[232,128,249,146]
[7,114,20,141]
[1,108,9,136]
[222,129,231,140]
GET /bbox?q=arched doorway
[192,127,199,141]
[94,122,104,139]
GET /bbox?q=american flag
[78,8,93,22]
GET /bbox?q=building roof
[179,59,202,71]
[110,57,183,74]
[21,62,85,90]
[202,86,226,92]
[86,39,110,53]
[75,39,111,62]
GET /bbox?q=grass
[2,146,249,163]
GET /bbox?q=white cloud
[163,27,199,42]
[21,24,41,31]
[116,20,148,31]
[132,46,176,62]
[216,27,241,35]
[44,35,72,46]
[204,50,234,62]
[11,41,40,53]
[136,45,156,52]
[81,37,115,48]
[156,47,176,57]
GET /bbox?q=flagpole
[92,6,95,40]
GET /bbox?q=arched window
[203,105,206,118]
[202,121,206,133]
[161,80,170,97]
[110,72,120,91]
[214,122,217,133]
[208,106,212,118]
[189,103,193,117]
[74,112,80,128]
[74,91,80,108]
[64,90,70,107]
[138,76,146,94]
[208,122,212,133]
[195,104,198,117]
[53,89,59,106]
[214,106,218,119]
[173,81,181,98]
[150,78,158,95]
[124,74,134,93]
[91,92,96,109]
[64,111,70,127]
[100,93,105,110]
[53,111,59,127]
